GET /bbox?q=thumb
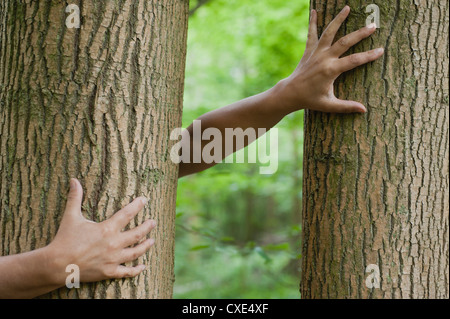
[64,178,84,219]
[329,98,367,114]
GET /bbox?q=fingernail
[69,178,76,190]
[375,47,384,54]
[367,23,377,29]
[149,238,155,245]
[141,197,148,206]
[150,220,157,228]
[139,265,146,271]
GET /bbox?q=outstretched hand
[278,5,384,113]
[47,178,156,284]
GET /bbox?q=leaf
[189,245,210,251]
[254,246,271,263]
[245,241,256,249]
[290,224,301,233]
[263,242,290,251]
[176,212,184,218]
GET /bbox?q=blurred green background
[174,0,309,298]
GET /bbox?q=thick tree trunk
[0,0,188,298]
[301,0,449,298]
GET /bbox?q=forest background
[174,0,310,298]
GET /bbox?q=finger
[112,264,146,279]
[121,219,156,248]
[307,9,318,46]
[119,238,155,264]
[327,97,367,113]
[330,23,377,57]
[107,197,147,230]
[303,9,319,60]
[319,5,350,48]
[63,178,84,219]
[336,47,384,73]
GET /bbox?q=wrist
[271,77,305,115]
[40,244,68,288]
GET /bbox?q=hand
[46,178,156,285]
[277,5,384,113]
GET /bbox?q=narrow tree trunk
[302,0,449,298]
[0,0,188,298]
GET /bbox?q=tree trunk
[301,0,449,298]
[0,0,188,298]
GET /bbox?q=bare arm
[0,179,156,299]
[179,6,384,178]
[0,246,62,298]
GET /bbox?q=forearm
[0,246,63,299]
[178,82,294,177]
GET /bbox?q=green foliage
[175,0,309,299]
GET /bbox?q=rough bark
[0,0,188,298]
[302,0,449,298]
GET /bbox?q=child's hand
[278,6,384,114]
[46,178,156,285]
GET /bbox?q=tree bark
[0,0,188,298]
[302,0,449,298]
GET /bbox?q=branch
[189,0,213,17]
